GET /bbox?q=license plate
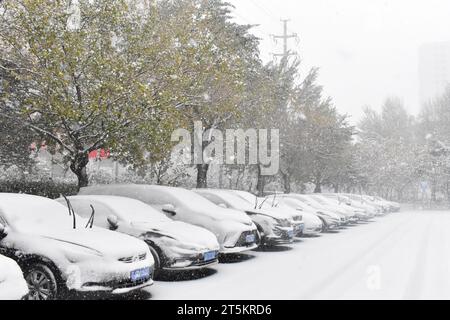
[131,267,151,282]
[245,234,255,243]
[203,251,216,262]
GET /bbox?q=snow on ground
[147,210,450,300]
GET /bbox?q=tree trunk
[70,152,90,190]
[196,163,209,188]
[281,170,291,194]
[314,173,322,193]
[333,184,339,193]
[256,165,265,197]
[314,183,322,193]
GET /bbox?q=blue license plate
[131,267,151,282]
[245,234,255,243]
[204,251,216,262]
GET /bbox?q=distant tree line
[4,0,442,204]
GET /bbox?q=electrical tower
[271,19,298,61]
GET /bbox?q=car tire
[24,263,58,300]
[148,246,161,280]
[254,223,265,246]
[318,217,328,232]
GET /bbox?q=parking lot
[146,210,450,300]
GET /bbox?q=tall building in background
[419,41,450,106]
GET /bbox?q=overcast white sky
[228,0,450,123]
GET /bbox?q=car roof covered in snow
[0,193,68,216]
[80,184,252,224]
[80,184,220,211]
[62,195,171,223]
[0,193,76,231]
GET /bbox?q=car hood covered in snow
[130,220,219,249]
[32,228,149,258]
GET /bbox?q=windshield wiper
[271,192,278,207]
[85,205,95,229]
[258,196,269,209]
[61,194,77,229]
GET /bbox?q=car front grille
[118,253,147,263]
[235,230,258,247]
[84,275,151,289]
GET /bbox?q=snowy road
[147,210,450,300]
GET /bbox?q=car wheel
[319,217,328,232]
[24,264,58,300]
[254,223,265,246]
[148,246,161,280]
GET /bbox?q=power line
[247,0,297,34]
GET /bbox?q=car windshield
[166,188,220,212]
[310,196,330,205]
[1,196,81,233]
[233,191,258,204]
[205,191,254,210]
[104,198,171,224]
[346,194,363,201]
[280,197,309,210]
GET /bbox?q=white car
[308,194,358,223]
[58,196,220,278]
[372,196,401,212]
[230,190,304,235]
[284,194,342,231]
[0,254,28,300]
[0,193,154,300]
[344,194,385,215]
[79,185,259,254]
[322,193,377,219]
[292,194,350,224]
[193,189,296,245]
[263,196,323,236]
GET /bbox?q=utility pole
[271,19,298,61]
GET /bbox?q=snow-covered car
[263,196,323,236]
[344,194,386,215]
[0,254,28,300]
[283,194,342,231]
[0,193,154,300]
[322,193,377,219]
[193,189,296,245]
[58,195,220,278]
[230,190,304,235]
[79,185,259,254]
[372,196,401,212]
[291,194,351,224]
[308,194,358,223]
[311,194,372,221]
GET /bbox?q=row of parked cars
[0,185,400,300]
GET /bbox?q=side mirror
[162,204,177,216]
[218,203,227,209]
[107,215,119,230]
[0,223,8,240]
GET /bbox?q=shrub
[0,179,78,199]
